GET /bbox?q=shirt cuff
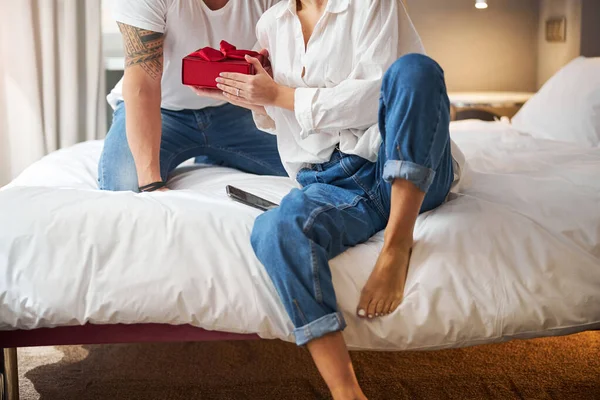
[294,87,319,139]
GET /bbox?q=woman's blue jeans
[251,54,455,346]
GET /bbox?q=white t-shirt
[107,0,280,111]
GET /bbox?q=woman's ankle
[330,384,367,400]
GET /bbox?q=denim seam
[340,157,372,196]
[370,185,389,221]
[423,86,445,168]
[209,145,278,172]
[390,86,444,169]
[302,204,337,235]
[309,239,323,304]
[292,299,309,326]
[193,109,213,133]
[161,144,213,177]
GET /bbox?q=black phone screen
[226,185,279,211]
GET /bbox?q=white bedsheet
[1,120,599,351]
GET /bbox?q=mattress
[1,120,599,351]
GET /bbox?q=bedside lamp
[475,0,488,9]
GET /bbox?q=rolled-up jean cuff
[293,312,347,346]
[383,160,436,193]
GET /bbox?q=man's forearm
[123,86,162,187]
[118,22,165,188]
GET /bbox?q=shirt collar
[276,0,350,19]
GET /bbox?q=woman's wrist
[273,85,296,111]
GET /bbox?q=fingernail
[219,73,225,76]
[368,314,373,319]
[215,78,222,83]
[358,309,366,317]
[375,313,379,317]
[216,84,222,89]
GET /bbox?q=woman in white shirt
[197,1,463,398]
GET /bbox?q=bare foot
[356,240,412,319]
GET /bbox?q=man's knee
[98,131,139,192]
[98,150,139,192]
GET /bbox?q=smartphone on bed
[226,185,278,211]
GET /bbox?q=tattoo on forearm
[118,22,164,80]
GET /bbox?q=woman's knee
[383,54,445,95]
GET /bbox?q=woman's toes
[356,291,372,318]
[381,300,392,315]
[367,299,378,319]
[389,299,402,314]
[375,299,386,317]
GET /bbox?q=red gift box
[182,40,270,89]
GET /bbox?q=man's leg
[98,103,138,191]
[356,53,456,318]
[98,103,216,192]
[199,103,287,177]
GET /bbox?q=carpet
[17,331,600,399]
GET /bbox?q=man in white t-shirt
[98,0,285,192]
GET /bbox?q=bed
[1,117,599,399]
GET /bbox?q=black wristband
[139,181,167,192]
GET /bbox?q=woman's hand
[191,86,267,116]
[216,55,296,111]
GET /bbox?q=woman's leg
[251,180,385,400]
[357,54,455,318]
[307,332,365,400]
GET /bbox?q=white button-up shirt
[254,0,464,186]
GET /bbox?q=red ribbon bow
[191,40,261,62]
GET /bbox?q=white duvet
[1,120,599,351]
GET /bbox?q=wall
[580,0,600,57]
[536,0,582,88]
[405,0,540,92]
[0,46,9,187]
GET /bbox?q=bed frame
[0,324,258,400]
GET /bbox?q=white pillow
[512,57,600,147]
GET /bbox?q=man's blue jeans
[98,102,286,191]
[250,54,455,346]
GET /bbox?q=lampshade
[475,0,488,9]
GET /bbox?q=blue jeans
[250,54,454,346]
[98,102,286,191]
